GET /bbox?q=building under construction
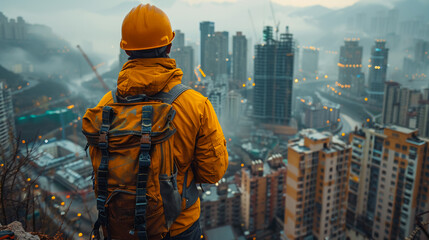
[253,26,294,126]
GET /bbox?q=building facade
[232,32,247,87]
[200,181,241,230]
[0,82,15,160]
[338,39,363,95]
[200,21,215,70]
[347,125,429,239]
[203,31,229,80]
[253,26,294,125]
[241,154,287,238]
[367,40,389,105]
[301,47,319,77]
[284,129,351,240]
[382,81,428,134]
[170,30,195,86]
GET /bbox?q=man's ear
[166,43,172,54]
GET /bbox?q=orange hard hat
[120,4,175,51]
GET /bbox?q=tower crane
[76,45,109,92]
[269,0,280,40]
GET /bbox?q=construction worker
[91,3,228,240]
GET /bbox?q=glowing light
[367,118,370,122]
[252,83,255,86]
[78,233,83,237]
[66,195,70,199]
[327,84,330,88]
[324,75,328,79]
[27,178,31,182]
[341,133,345,136]
[0,164,4,167]
[364,97,368,102]
[337,118,341,122]
[303,78,306,81]
[330,108,333,112]
[339,92,342,95]
[38,136,42,139]
[368,65,372,68]
[326,120,330,124]
[51,196,56,200]
[241,163,244,167]
[77,213,82,217]
[35,185,39,188]
[201,235,204,239]
[316,76,319,80]
[67,105,75,109]
[194,85,198,88]
[77,117,81,121]
[294,79,299,83]
[61,202,65,206]
[248,77,251,81]
[198,68,206,78]
[22,140,26,144]
[242,84,246,87]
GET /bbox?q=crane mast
[76,45,109,92]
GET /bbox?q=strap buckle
[99,133,108,149]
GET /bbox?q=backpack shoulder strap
[154,84,192,104]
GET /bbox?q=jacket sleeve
[192,99,228,184]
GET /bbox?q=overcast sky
[1,0,395,61]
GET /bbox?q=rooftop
[201,183,240,202]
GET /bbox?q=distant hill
[289,5,333,19]
[0,64,25,89]
[0,13,98,79]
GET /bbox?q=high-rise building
[241,154,287,238]
[232,32,247,87]
[338,39,363,94]
[203,31,229,79]
[367,40,389,104]
[170,30,195,86]
[382,82,423,129]
[253,26,294,125]
[284,129,351,240]
[200,180,241,230]
[225,90,242,129]
[200,21,215,69]
[382,81,401,125]
[0,13,27,40]
[347,126,429,239]
[0,82,15,160]
[417,100,429,138]
[301,47,319,77]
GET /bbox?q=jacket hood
[117,58,183,97]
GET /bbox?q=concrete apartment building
[200,180,241,230]
[232,31,247,87]
[382,81,429,137]
[0,82,15,160]
[347,125,429,239]
[284,129,351,240]
[241,154,287,238]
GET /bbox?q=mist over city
[0,0,429,239]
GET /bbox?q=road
[294,79,365,135]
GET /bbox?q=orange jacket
[96,58,228,237]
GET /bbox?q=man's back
[95,57,228,238]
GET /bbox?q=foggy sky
[0,0,405,61]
